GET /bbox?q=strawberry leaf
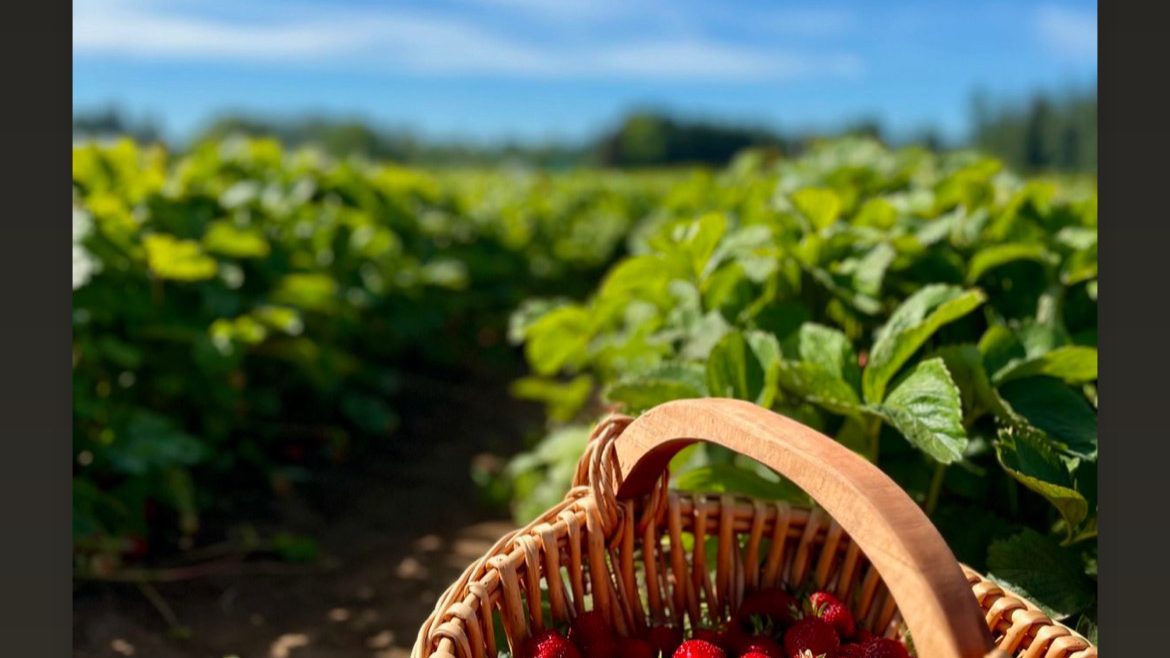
[995,426,1089,535]
[605,363,707,413]
[987,529,1094,619]
[998,377,1097,459]
[993,346,1098,385]
[863,285,986,403]
[872,358,967,463]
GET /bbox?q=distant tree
[73,107,162,143]
[593,112,788,167]
[971,88,1096,173]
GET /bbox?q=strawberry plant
[508,139,1098,631]
[71,137,675,573]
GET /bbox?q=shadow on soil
[74,371,543,658]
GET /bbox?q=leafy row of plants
[505,139,1098,634]
[72,137,678,574]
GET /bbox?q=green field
[73,136,1097,637]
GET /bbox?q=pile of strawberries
[519,588,911,658]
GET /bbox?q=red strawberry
[835,644,866,658]
[646,625,683,658]
[858,639,909,658]
[717,626,748,654]
[741,652,773,658]
[125,535,149,559]
[734,635,784,658]
[673,639,726,658]
[808,592,855,639]
[618,637,657,658]
[570,611,617,658]
[854,631,873,643]
[692,629,722,645]
[524,630,583,658]
[783,618,839,658]
[737,588,800,630]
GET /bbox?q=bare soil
[74,373,542,658]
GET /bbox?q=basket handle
[608,398,997,658]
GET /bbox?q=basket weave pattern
[413,410,1096,658]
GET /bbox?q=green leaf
[791,187,842,230]
[340,394,399,434]
[681,310,732,360]
[251,305,304,336]
[605,363,707,413]
[706,331,765,402]
[966,243,1054,283]
[851,242,896,298]
[508,298,570,345]
[143,234,218,281]
[999,378,1097,459]
[934,344,1007,422]
[672,463,809,504]
[978,323,1025,377]
[873,358,967,463]
[506,426,592,524]
[598,255,679,304]
[524,305,594,376]
[202,221,271,258]
[995,427,1089,534]
[682,212,728,277]
[793,323,861,393]
[272,273,338,312]
[993,346,1097,385]
[863,285,986,403]
[777,362,864,418]
[987,529,1095,619]
[705,225,776,281]
[105,413,208,476]
[853,197,897,229]
[744,331,782,408]
[511,375,595,422]
[776,323,864,417]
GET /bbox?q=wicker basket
[413,399,1097,658]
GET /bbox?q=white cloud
[1036,5,1097,62]
[592,42,861,80]
[73,0,863,82]
[458,0,628,22]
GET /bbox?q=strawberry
[646,625,683,658]
[736,588,800,631]
[741,652,774,658]
[717,626,748,654]
[523,630,583,658]
[854,631,873,644]
[618,637,657,658]
[570,611,617,658]
[692,627,742,655]
[691,629,722,645]
[734,635,784,658]
[808,592,855,639]
[673,639,726,658]
[783,618,839,658]
[858,638,909,658]
[125,535,149,559]
[835,644,866,658]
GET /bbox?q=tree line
[74,88,1095,172]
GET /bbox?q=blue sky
[73,0,1097,145]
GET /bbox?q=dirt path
[74,372,543,658]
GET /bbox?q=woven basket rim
[413,402,1097,658]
